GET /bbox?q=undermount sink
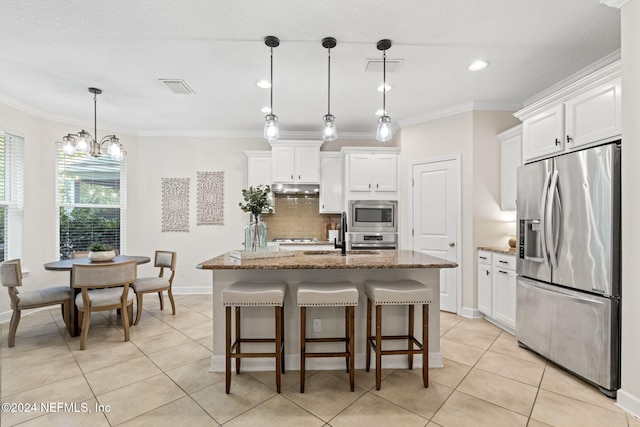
[302,250,379,256]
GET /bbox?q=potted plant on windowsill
[88,243,116,262]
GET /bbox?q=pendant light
[61,87,125,160]
[375,39,393,142]
[263,36,280,141]
[321,37,337,142]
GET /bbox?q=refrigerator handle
[546,169,560,269]
[539,171,552,263]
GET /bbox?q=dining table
[44,255,151,336]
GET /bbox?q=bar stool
[221,281,287,394]
[364,279,432,390]
[297,281,358,392]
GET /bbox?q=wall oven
[348,200,397,250]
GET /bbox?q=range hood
[271,183,320,194]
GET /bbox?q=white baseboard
[209,352,443,372]
[617,388,640,419]
[460,306,481,318]
[173,287,212,295]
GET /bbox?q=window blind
[0,132,25,262]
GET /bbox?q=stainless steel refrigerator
[516,141,621,397]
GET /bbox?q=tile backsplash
[261,194,341,241]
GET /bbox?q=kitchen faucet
[334,211,347,256]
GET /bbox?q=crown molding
[599,0,629,8]
[398,101,522,128]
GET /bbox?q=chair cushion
[222,281,287,307]
[18,286,71,307]
[364,280,432,305]
[297,281,358,307]
[75,287,135,310]
[132,277,170,293]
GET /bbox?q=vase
[88,250,116,262]
[244,213,267,252]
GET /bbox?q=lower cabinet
[477,250,516,333]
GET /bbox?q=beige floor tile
[0,375,95,426]
[1,354,82,397]
[422,358,471,389]
[329,392,429,427]
[127,316,177,339]
[178,320,213,340]
[488,336,547,365]
[84,355,163,395]
[165,357,224,394]
[441,325,497,350]
[372,369,453,419]
[530,389,628,427]
[96,374,186,425]
[117,396,219,427]
[2,335,72,372]
[628,413,640,427]
[457,368,538,416]
[197,335,214,351]
[130,327,192,354]
[249,370,300,393]
[456,318,503,337]
[539,365,624,413]
[225,394,324,427]
[16,398,111,427]
[150,309,210,330]
[326,368,395,392]
[72,341,145,373]
[440,337,486,366]
[191,374,277,424]
[475,350,545,386]
[526,420,554,427]
[146,340,212,371]
[2,321,62,343]
[439,313,463,336]
[432,390,528,427]
[282,371,367,421]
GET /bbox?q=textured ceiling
[0,0,620,139]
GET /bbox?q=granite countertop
[275,241,335,246]
[477,246,517,255]
[197,249,458,270]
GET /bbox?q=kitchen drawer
[493,254,515,270]
[477,251,492,265]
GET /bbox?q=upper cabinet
[269,141,322,184]
[341,147,400,201]
[245,151,271,187]
[517,61,621,163]
[499,125,522,211]
[319,153,343,213]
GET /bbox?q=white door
[412,157,460,313]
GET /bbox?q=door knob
[449,242,455,247]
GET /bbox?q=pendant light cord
[270,46,274,114]
[382,50,386,114]
[327,47,331,115]
[93,92,98,143]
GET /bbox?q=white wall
[618,0,640,417]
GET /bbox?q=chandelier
[321,37,338,142]
[61,87,125,161]
[263,36,280,141]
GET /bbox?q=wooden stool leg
[281,303,286,374]
[275,306,282,393]
[345,306,350,373]
[300,306,306,393]
[349,305,355,392]
[423,303,429,388]
[366,298,372,372]
[408,304,415,370]
[235,307,241,374]
[225,306,232,394]
[375,304,382,390]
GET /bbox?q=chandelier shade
[322,37,338,142]
[375,39,393,142]
[263,36,280,141]
[60,87,125,161]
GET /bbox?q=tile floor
[1,295,639,427]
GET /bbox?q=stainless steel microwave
[349,200,397,232]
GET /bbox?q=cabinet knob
[290,175,293,179]
[486,270,490,276]
[298,175,301,180]
[449,242,455,247]
[566,135,573,143]
[555,138,560,146]
[376,183,379,189]
[369,183,371,189]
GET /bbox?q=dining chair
[1,259,72,347]
[70,251,89,259]
[132,250,177,325]
[71,260,137,350]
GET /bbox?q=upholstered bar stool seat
[364,279,432,390]
[297,281,358,392]
[222,281,287,394]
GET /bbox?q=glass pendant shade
[76,131,91,153]
[62,135,76,155]
[376,116,392,142]
[322,114,337,141]
[263,114,279,141]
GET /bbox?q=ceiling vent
[365,59,403,73]
[159,79,195,94]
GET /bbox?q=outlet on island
[312,318,321,332]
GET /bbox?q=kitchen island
[197,250,457,372]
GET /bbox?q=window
[0,132,24,261]
[56,148,126,259]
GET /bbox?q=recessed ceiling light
[261,106,271,113]
[256,80,271,89]
[468,60,489,71]
[377,83,392,92]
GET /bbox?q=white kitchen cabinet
[270,141,321,184]
[477,251,492,316]
[347,153,397,192]
[499,125,522,211]
[477,250,516,333]
[245,151,271,187]
[319,152,343,213]
[565,77,621,151]
[522,104,564,162]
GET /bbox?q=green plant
[89,242,114,252]
[239,185,274,215]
